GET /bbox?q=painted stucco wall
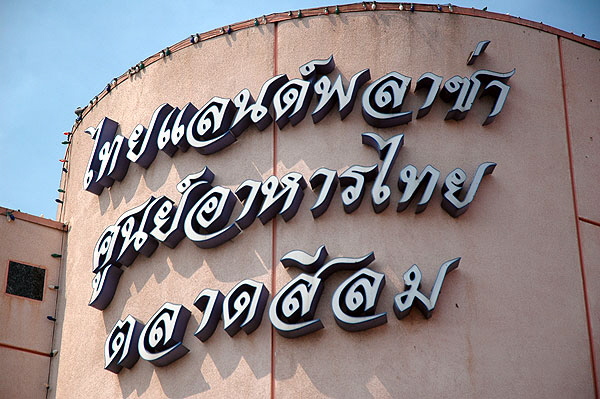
[50,7,599,398]
[0,209,65,399]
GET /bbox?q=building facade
[0,208,66,399]
[35,3,600,398]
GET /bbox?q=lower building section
[0,346,51,399]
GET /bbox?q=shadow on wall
[115,311,275,398]
[92,135,483,396]
[110,262,466,398]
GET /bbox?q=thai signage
[83,53,514,373]
[104,247,460,373]
[82,55,513,196]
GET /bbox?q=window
[6,261,46,301]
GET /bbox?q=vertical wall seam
[270,21,278,399]
[558,35,599,398]
[47,120,72,398]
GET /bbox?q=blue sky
[0,0,598,219]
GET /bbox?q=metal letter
[312,69,371,123]
[299,55,335,80]
[170,102,198,152]
[269,274,326,338]
[114,197,160,267]
[362,72,412,127]
[362,132,404,213]
[440,69,515,124]
[441,162,496,218]
[467,40,490,65]
[92,225,121,273]
[222,280,269,337]
[193,289,224,342]
[157,106,182,157]
[89,265,122,310]
[309,168,339,219]
[332,268,387,332]
[138,303,191,367]
[415,72,443,119]
[183,186,242,249]
[339,164,379,213]
[258,172,307,224]
[234,179,264,230]
[83,118,130,195]
[186,97,237,154]
[280,245,328,274]
[149,168,214,248]
[397,164,440,213]
[92,197,159,273]
[480,80,512,125]
[314,252,375,280]
[393,258,460,319]
[127,103,174,167]
[104,315,143,373]
[273,79,314,129]
[230,75,289,135]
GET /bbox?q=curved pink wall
[51,5,599,398]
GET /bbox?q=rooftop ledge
[72,2,599,128]
[1,206,68,231]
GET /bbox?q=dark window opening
[6,261,46,301]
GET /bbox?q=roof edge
[0,207,67,231]
[73,2,599,127]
